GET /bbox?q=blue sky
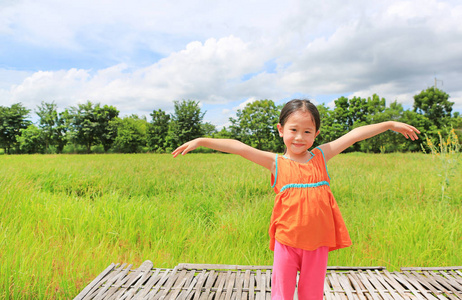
[1,0,461,128]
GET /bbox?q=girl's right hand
[172,138,202,158]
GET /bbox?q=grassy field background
[0,152,461,299]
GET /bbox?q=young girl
[172,99,420,300]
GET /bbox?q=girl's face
[277,110,320,160]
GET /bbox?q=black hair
[279,99,320,131]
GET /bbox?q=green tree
[356,101,408,153]
[147,109,170,153]
[411,87,456,151]
[0,103,31,154]
[34,101,71,153]
[332,94,386,133]
[213,126,236,139]
[201,122,217,137]
[451,113,462,141]
[315,104,344,147]
[167,100,205,150]
[17,124,45,154]
[229,99,283,152]
[331,96,351,134]
[366,94,386,114]
[69,101,99,153]
[329,95,387,151]
[68,101,119,153]
[402,109,437,152]
[56,109,71,153]
[98,105,119,152]
[413,87,453,129]
[36,101,57,152]
[113,115,148,153]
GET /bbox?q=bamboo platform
[75,261,462,300]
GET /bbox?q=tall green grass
[0,152,461,299]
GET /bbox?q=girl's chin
[291,145,307,150]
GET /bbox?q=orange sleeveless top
[269,147,352,252]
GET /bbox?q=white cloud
[1,0,462,122]
[272,0,462,107]
[234,97,259,111]
[6,35,273,116]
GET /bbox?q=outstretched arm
[319,121,420,162]
[172,138,276,173]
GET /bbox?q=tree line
[0,87,460,154]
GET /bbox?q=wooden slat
[366,269,393,300]
[428,271,461,299]
[103,264,133,299]
[167,269,189,299]
[347,271,368,300]
[249,273,255,300]
[75,263,117,300]
[235,270,243,300]
[393,271,426,300]
[225,271,236,300]
[133,268,161,300]
[176,270,197,300]
[382,270,410,299]
[403,270,440,300]
[122,260,153,299]
[329,266,386,271]
[146,269,172,299]
[337,272,356,300]
[183,270,200,300]
[105,263,141,300]
[452,270,462,282]
[214,271,228,300]
[357,270,382,300]
[242,270,250,300]
[193,270,208,300]
[401,267,462,272]
[372,269,402,300]
[255,270,263,300]
[265,270,271,297]
[324,277,335,300]
[438,270,462,293]
[329,271,347,300]
[177,264,273,271]
[413,271,451,300]
[200,269,217,300]
[448,271,462,287]
[93,263,128,300]
[158,266,180,299]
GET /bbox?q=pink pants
[271,240,328,300]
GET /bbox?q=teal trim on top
[306,150,315,163]
[316,147,331,180]
[280,181,330,193]
[271,154,278,188]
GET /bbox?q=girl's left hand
[390,122,420,141]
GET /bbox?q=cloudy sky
[1,0,461,127]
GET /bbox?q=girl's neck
[284,150,313,163]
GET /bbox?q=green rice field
[0,152,461,299]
